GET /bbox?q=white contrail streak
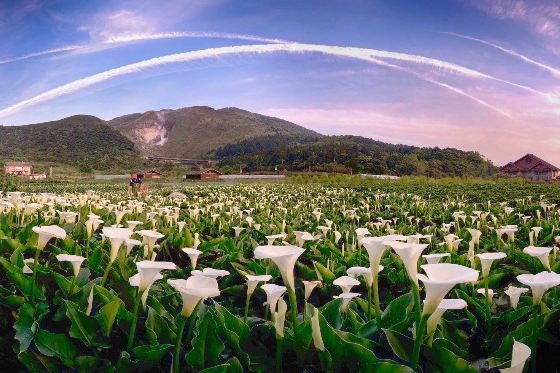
[0,42,538,118]
[444,32,560,78]
[366,57,511,117]
[0,31,288,66]
[0,45,83,64]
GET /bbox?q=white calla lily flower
[32,225,67,251]
[168,276,221,317]
[418,264,479,315]
[254,245,305,290]
[517,271,560,305]
[504,286,529,310]
[56,254,86,277]
[476,252,507,277]
[260,284,287,313]
[246,274,272,295]
[426,298,467,336]
[182,248,202,269]
[523,246,553,271]
[500,340,531,373]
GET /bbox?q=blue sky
[1,0,560,166]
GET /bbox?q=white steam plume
[0,42,538,118]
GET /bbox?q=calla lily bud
[311,307,325,351]
[275,298,287,339]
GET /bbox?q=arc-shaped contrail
[443,32,560,78]
[0,31,288,65]
[368,57,511,117]
[0,42,538,118]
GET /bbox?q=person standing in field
[127,173,148,198]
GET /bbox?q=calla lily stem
[127,289,143,350]
[287,287,301,352]
[367,284,372,321]
[244,293,252,323]
[319,350,332,373]
[30,248,40,304]
[483,275,492,332]
[411,314,428,371]
[532,304,538,373]
[411,283,422,335]
[173,315,189,373]
[101,260,113,287]
[373,275,382,326]
[276,337,283,373]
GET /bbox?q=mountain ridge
[0,106,498,176]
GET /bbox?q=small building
[184,168,222,180]
[4,161,32,176]
[500,154,560,181]
[141,170,162,179]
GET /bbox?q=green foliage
[217,135,499,177]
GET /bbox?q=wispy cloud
[0,42,542,118]
[470,0,560,39]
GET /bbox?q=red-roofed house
[500,154,560,181]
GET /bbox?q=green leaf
[14,302,35,353]
[318,311,379,370]
[132,344,172,363]
[35,328,76,367]
[18,350,59,373]
[320,298,343,329]
[94,285,130,321]
[199,364,230,373]
[10,248,24,268]
[146,307,176,345]
[88,247,102,272]
[116,351,140,372]
[382,328,413,363]
[51,272,78,295]
[0,258,45,300]
[362,360,413,373]
[432,340,478,373]
[186,311,226,371]
[213,301,249,342]
[97,300,120,337]
[381,293,413,332]
[65,301,99,346]
[314,261,336,283]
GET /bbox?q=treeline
[216,135,499,177]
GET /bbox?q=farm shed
[141,170,162,179]
[184,169,222,180]
[500,154,560,181]
[4,161,32,176]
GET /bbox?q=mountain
[0,115,142,171]
[0,107,499,177]
[109,106,322,159]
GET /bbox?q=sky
[1,0,560,167]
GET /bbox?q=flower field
[1,182,560,372]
